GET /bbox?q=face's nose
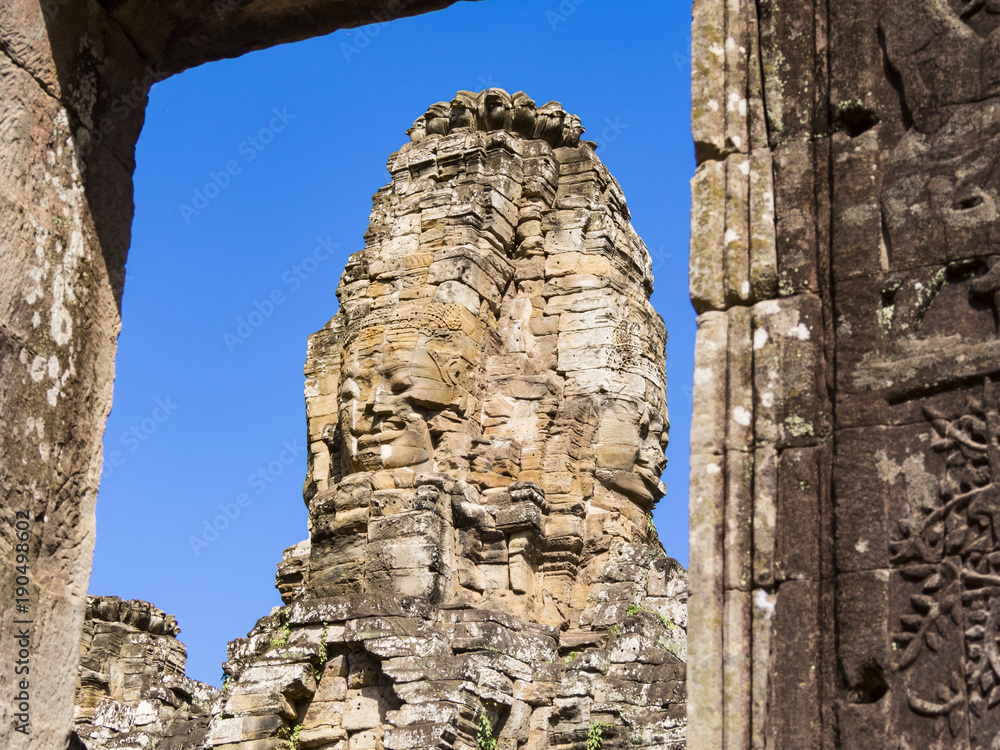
[372,398,395,416]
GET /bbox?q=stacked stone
[210,90,687,750]
[71,596,220,749]
[215,537,684,750]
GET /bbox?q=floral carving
[891,378,1000,733]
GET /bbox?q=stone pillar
[690,0,1000,746]
[0,5,149,747]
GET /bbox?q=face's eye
[386,364,413,393]
[340,378,361,401]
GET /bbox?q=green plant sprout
[276,723,303,749]
[314,622,330,682]
[477,707,498,750]
[587,721,612,750]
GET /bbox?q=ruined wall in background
[72,597,219,748]
[689,0,1000,747]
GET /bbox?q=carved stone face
[339,345,434,472]
[636,403,670,489]
[595,397,669,507]
[337,324,479,473]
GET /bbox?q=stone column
[691,0,1000,746]
[688,0,820,746]
[0,4,149,747]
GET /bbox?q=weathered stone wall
[210,90,687,750]
[689,0,1000,747]
[71,597,220,749]
[0,3,473,748]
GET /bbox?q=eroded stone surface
[71,597,221,750]
[690,0,1000,746]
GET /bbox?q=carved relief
[890,382,1000,739]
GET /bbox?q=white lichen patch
[29,355,47,382]
[694,367,713,385]
[836,315,852,338]
[25,416,44,440]
[753,589,776,621]
[753,328,769,350]
[733,406,752,426]
[787,323,811,341]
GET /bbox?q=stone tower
[205,90,687,750]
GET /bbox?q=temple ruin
[66,91,688,749]
[6,0,999,748]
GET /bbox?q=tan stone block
[725,154,751,306]
[751,295,827,447]
[691,312,728,455]
[690,160,726,313]
[724,450,753,592]
[686,591,724,750]
[723,590,751,750]
[544,515,582,539]
[594,444,637,471]
[555,326,613,350]
[348,729,380,749]
[725,306,753,452]
[481,564,510,592]
[544,251,612,279]
[724,0,749,154]
[749,149,777,301]
[753,445,777,588]
[692,0,726,157]
[514,255,545,281]
[333,507,370,535]
[342,687,385,731]
[299,723,347,748]
[689,453,724,599]
[223,691,296,720]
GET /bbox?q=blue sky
[90,0,694,685]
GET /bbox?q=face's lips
[356,417,408,448]
[357,430,405,449]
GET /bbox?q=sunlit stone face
[337,319,480,473]
[594,396,670,507]
[339,347,433,472]
[636,402,670,491]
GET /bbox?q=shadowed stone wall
[689,0,1000,747]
